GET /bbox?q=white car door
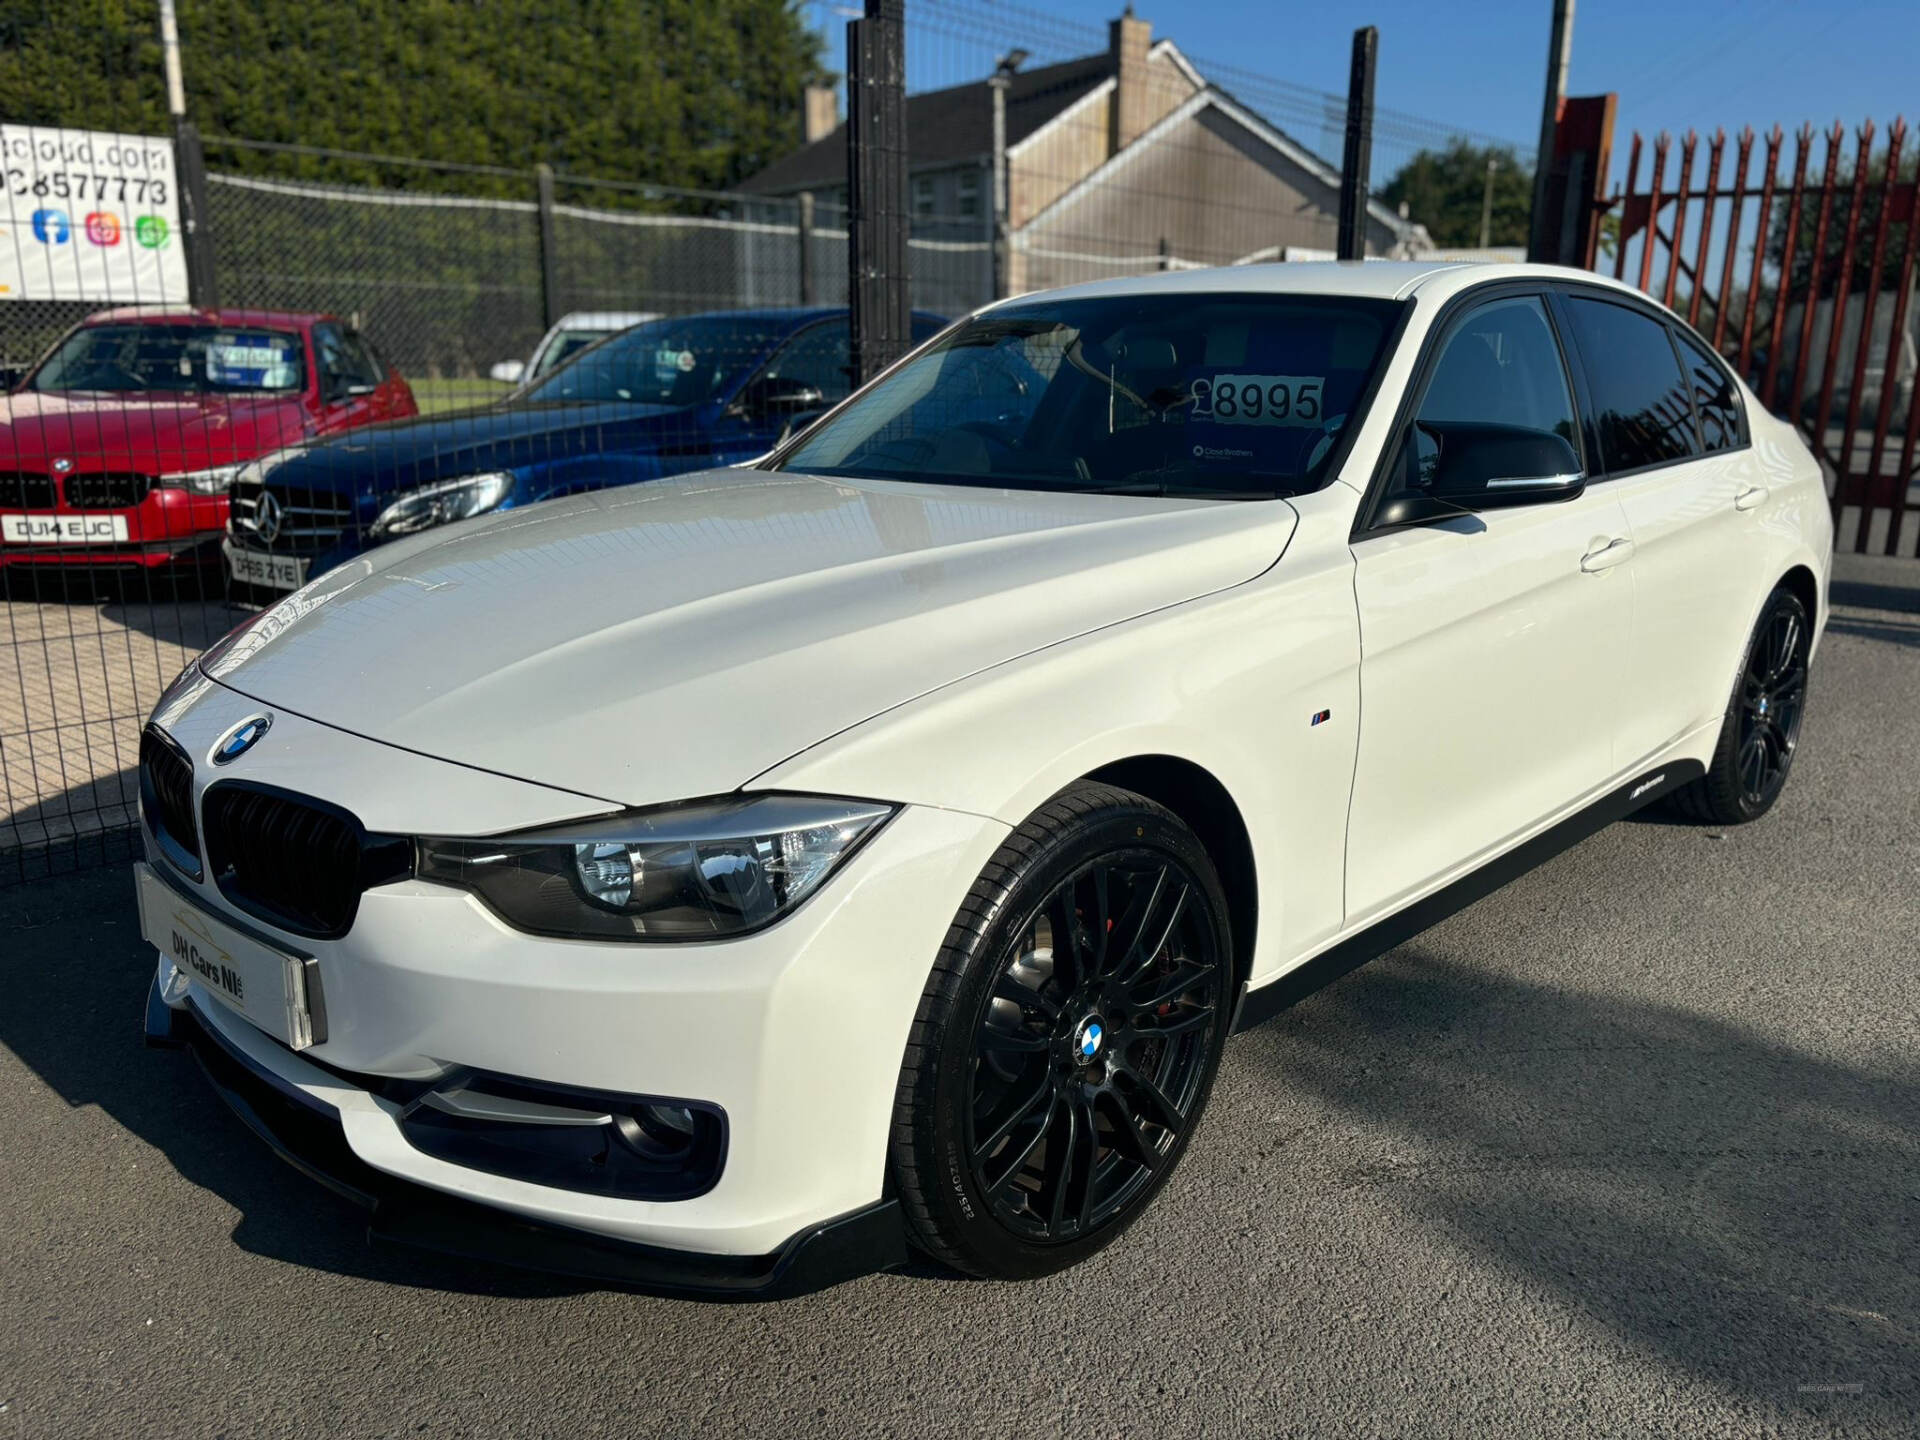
[1556,293,1763,767]
[1345,291,1635,923]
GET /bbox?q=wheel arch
[1083,754,1259,992]
[1778,561,1819,630]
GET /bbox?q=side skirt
[1232,760,1705,1033]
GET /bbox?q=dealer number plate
[134,862,321,1050]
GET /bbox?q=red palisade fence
[1602,116,1920,556]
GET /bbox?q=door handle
[1580,536,1635,573]
[1734,484,1770,511]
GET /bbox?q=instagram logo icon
[84,212,122,246]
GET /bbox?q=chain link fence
[1,0,1527,882]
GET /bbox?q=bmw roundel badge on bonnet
[211,714,273,765]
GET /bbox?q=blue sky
[816,1,1919,170]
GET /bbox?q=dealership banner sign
[0,124,189,303]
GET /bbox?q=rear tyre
[1669,584,1811,826]
[890,782,1234,1280]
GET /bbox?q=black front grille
[139,727,201,877]
[0,471,56,508]
[203,783,411,939]
[63,471,153,508]
[229,479,358,556]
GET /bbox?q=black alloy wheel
[1670,584,1813,825]
[969,855,1222,1243]
[891,782,1234,1280]
[1735,599,1807,806]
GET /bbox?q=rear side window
[1565,297,1699,473]
[1674,331,1746,452]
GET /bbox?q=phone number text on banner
[0,124,188,303]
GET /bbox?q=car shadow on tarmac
[1235,947,1918,1423]
[0,865,587,1299]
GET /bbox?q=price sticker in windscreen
[1192,374,1324,427]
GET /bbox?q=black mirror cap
[0,365,23,391]
[1372,492,1476,531]
[737,377,829,418]
[1427,423,1585,508]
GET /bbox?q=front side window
[1565,296,1700,472]
[778,294,1402,498]
[763,320,853,403]
[1384,295,1578,502]
[520,316,783,408]
[29,323,306,395]
[318,326,384,393]
[1675,331,1746,452]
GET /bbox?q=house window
[912,175,935,218]
[956,170,981,219]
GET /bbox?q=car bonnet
[199,468,1299,808]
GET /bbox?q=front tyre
[890,783,1234,1280]
[1670,583,1812,826]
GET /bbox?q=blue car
[221,307,946,592]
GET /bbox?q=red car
[0,307,416,573]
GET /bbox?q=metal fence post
[172,118,217,306]
[535,162,559,331]
[847,0,910,384]
[798,190,816,305]
[1336,26,1377,262]
[1527,0,1577,262]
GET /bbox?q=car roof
[553,311,658,331]
[663,306,947,331]
[84,306,327,330]
[984,261,1653,308]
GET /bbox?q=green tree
[1767,145,1918,300]
[0,0,824,194]
[1380,139,1533,249]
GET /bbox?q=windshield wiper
[1076,479,1282,500]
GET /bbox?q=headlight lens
[157,462,245,495]
[416,794,895,941]
[369,472,513,540]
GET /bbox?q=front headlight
[157,462,245,496]
[369,472,514,540]
[416,794,895,941]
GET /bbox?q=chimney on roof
[1108,7,1152,155]
[803,84,839,144]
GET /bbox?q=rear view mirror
[1426,423,1584,508]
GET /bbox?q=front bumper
[140,683,1013,1269]
[148,983,908,1299]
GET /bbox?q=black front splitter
[147,980,908,1301]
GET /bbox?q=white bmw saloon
[138,263,1830,1294]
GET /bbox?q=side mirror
[733,376,827,420]
[1373,492,1474,530]
[490,360,525,385]
[0,365,22,391]
[1425,423,1584,508]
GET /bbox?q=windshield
[777,293,1402,497]
[520,315,779,406]
[30,323,307,395]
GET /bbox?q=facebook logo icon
[31,209,71,244]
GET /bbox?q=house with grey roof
[736,9,1429,297]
